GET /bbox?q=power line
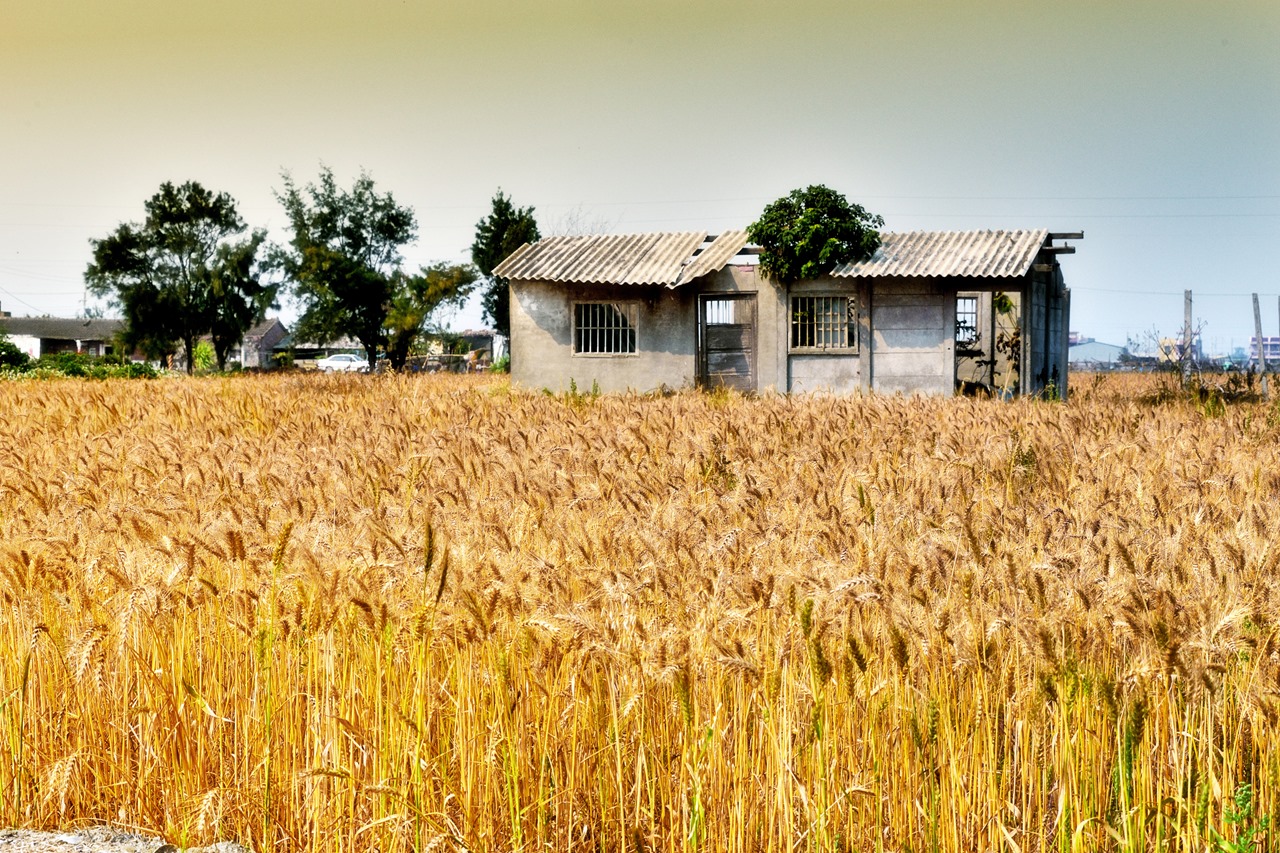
[0,284,56,315]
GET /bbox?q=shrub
[0,339,31,372]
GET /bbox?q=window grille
[956,296,979,346]
[791,295,856,350]
[574,302,637,354]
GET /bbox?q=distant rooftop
[0,316,124,340]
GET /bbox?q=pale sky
[2,0,1278,354]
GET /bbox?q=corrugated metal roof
[496,227,1058,285]
[676,230,749,285]
[493,231,710,286]
[832,229,1049,279]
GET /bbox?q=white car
[315,353,369,373]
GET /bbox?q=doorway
[698,294,757,391]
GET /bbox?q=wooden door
[698,294,757,391]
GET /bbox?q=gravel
[0,829,250,853]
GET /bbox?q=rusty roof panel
[676,230,750,285]
[832,229,1049,279]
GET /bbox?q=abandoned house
[494,228,1080,397]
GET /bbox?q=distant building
[235,318,289,369]
[0,316,124,359]
[1156,336,1202,364]
[455,328,506,362]
[1249,336,1280,363]
[1068,340,1126,367]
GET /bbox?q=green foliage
[746,185,883,284]
[275,167,417,368]
[1210,783,1271,853]
[193,340,216,372]
[1,350,156,381]
[384,262,479,370]
[85,181,274,374]
[471,190,540,338]
[38,352,90,377]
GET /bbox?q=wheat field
[1,372,1278,852]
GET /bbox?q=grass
[0,371,1277,851]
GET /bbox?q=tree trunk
[184,336,196,375]
[387,332,412,371]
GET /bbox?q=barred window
[791,295,856,351]
[574,302,637,354]
[956,296,979,346]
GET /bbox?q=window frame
[572,301,639,357]
[955,296,980,348]
[788,293,859,354]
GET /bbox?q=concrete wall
[9,335,39,359]
[1021,269,1069,396]
[510,279,696,393]
[868,279,953,395]
[789,354,862,392]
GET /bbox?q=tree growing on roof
[85,181,275,373]
[471,190,540,340]
[275,166,417,369]
[746,185,884,285]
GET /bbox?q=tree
[471,190,540,338]
[85,181,274,373]
[275,167,417,368]
[746,185,884,285]
[384,262,479,370]
[210,233,274,371]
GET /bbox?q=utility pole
[1253,293,1269,401]
[1183,289,1193,386]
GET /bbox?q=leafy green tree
[384,263,479,371]
[471,190,539,338]
[275,167,417,368]
[746,185,884,284]
[209,233,274,371]
[85,181,274,373]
